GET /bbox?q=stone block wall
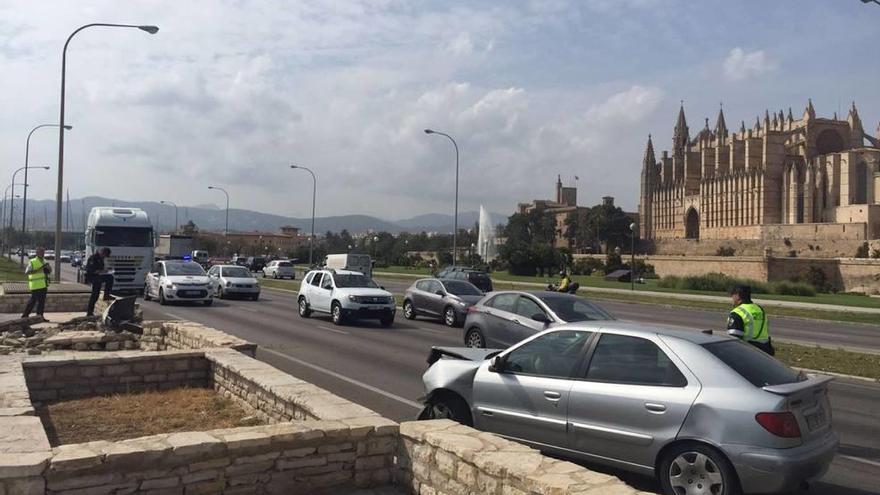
[0,293,93,314]
[22,351,210,402]
[140,321,257,357]
[207,348,383,424]
[396,420,646,495]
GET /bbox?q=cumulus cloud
[722,47,777,82]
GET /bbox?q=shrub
[657,273,769,294]
[772,281,816,297]
[715,246,736,256]
[855,242,869,258]
[800,266,828,292]
[571,258,603,276]
[872,249,880,259]
[657,276,681,288]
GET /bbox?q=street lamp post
[629,222,636,291]
[24,124,69,266]
[290,165,317,267]
[2,185,24,248]
[54,22,159,281]
[207,186,229,236]
[11,166,50,232]
[424,129,460,266]
[160,200,178,233]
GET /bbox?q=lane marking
[837,454,880,468]
[317,325,350,335]
[164,312,184,320]
[259,348,422,410]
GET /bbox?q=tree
[181,220,198,235]
[499,210,560,275]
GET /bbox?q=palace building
[638,101,880,242]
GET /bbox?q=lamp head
[138,25,159,34]
[629,222,636,231]
[290,165,299,169]
[424,129,434,134]
[208,186,215,190]
[63,125,73,130]
[42,166,50,170]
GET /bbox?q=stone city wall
[650,236,879,259]
[396,420,645,495]
[22,351,210,403]
[140,321,257,357]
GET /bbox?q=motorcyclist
[556,271,571,292]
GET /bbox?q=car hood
[427,346,502,365]
[334,287,393,297]
[422,346,504,407]
[165,275,209,284]
[222,277,258,284]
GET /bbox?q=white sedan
[262,260,296,279]
[207,264,261,300]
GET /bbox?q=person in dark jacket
[85,247,113,316]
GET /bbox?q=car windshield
[165,262,206,276]
[443,280,482,296]
[539,295,613,322]
[703,340,804,387]
[222,267,252,278]
[334,274,378,288]
[94,226,153,247]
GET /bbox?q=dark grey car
[462,290,613,348]
[403,278,484,327]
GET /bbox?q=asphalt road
[59,264,879,494]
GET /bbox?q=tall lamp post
[2,185,24,248]
[160,200,178,233]
[11,166,50,232]
[629,222,636,291]
[424,129,460,266]
[862,0,880,5]
[208,186,229,236]
[24,124,69,266]
[290,165,317,267]
[54,22,159,281]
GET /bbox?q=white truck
[78,207,155,294]
[156,234,193,260]
[323,253,373,278]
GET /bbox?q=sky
[1,0,878,221]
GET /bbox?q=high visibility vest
[27,258,48,291]
[731,303,769,343]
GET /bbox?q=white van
[323,253,372,278]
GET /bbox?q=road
[60,264,879,494]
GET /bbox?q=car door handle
[645,402,667,413]
[543,391,562,401]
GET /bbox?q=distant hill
[18,196,506,234]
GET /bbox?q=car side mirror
[380,286,386,290]
[488,355,504,373]
[435,290,445,296]
[531,313,550,325]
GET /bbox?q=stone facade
[639,101,880,242]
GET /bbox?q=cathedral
[638,101,880,242]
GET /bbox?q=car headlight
[165,284,174,289]
[348,295,362,303]
[225,281,231,287]
[453,299,467,306]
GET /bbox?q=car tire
[143,285,151,301]
[218,288,226,299]
[298,297,311,317]
[421,394,473,426]
[465,328,486,348]
[159,289,168,306]
[251,293,259,301]
[443,306,458,327]
[331,302,345,325]
[204,299,213,307]
[658,443,740,495]
[379,315,394,327]
[403,300,416,320]
[273,272,279,279]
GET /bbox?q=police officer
[727,284,774,355]
[22,247,51,319]
[85,247,113,316]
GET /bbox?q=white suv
[297,269,395,326]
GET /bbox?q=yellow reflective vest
[27,257,48,291]
[730,303,769,343]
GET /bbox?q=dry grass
[39,387,263,446]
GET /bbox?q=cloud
[722,47,777,82]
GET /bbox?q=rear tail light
[755,412,801,438]
[467,306,479,314]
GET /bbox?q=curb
[793,367,879,383]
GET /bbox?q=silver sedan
[419,323,837,495]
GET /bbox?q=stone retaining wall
[396,419,645,495]
[0,293,94,315]
[141,321,257,357]
[22,351,211,402]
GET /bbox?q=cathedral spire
[763,109,771,130]
[643,134,656,170]
[848,102,865,146]
[673,101,689,157]
[740,120,746,134]
[715,105,728,138]
[804,98,816,120]
[787,107,794,123]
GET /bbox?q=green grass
[0,257,26,282]
[775,342,880,380]
[375,266,880,310]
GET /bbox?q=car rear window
[703,341,804,387]
[278,261,292,267]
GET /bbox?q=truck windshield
[165,263,206,276]
[334,274,378,288]
[95,227,152,247]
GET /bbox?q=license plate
[180,290,199,296]
[806,408,827,430]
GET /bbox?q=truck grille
[106,256,144,283]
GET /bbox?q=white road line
[317,325,350,335]
[164,312,184,320]
[837,454,880,468]
[259,348,422,410]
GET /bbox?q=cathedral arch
[815,129,845,155]
[684,207,700,240]
[853,160,868,204]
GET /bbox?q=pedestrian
[85,247,114,316]
[727,284,774,355]
[22,247,51,319]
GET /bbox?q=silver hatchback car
[420,323,837,495]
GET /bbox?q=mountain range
[9,196,506,235]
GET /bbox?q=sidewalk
[372,271,880,315]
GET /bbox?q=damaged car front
[417,346,503,426]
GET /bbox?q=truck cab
[324,253,373,278]
[79,207,155,294]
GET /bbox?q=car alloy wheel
[331,303,343,325]
[661,444,738,495]
[444,306,457,327]
[403,301,415,320]
[298,298,311,317]
[465,329,485,348]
